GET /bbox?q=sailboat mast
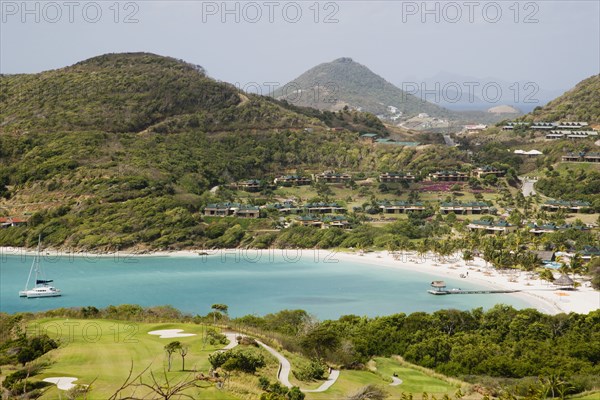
[23,235,41,290]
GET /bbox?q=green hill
[525,74,600,123]
[0,53,244,133]
[0,52,391,135]
[273,57,452,118]
[0,53,450,250]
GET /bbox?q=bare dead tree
[107,362,204,400]
[107,361,151,400]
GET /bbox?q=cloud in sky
[1,0,598,92]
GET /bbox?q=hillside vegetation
[0,53,242,133]
[0,52,457,250]
[524,74,600,123]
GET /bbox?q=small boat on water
[18,235,61,298]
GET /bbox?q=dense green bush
[209,348,266,373]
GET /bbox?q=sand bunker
[43,377,82,390]
[390,376,403,386]
[148,329,197,338]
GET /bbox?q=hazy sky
[1,0,599,94]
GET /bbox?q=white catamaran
[18,236,61,298]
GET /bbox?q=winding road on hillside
[442,134,456,147]
[224,332,340,392]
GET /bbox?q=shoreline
[2,246,598,315]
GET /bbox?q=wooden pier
[427,289,521,295]
[427,281,520,296]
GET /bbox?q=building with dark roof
[429,171,469,182]
[379,172,416,183]
[379,201,426,214]
[440,201,491,215]
[541,200,591,213]
[204,203,261,218]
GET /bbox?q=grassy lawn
[307,357,463,400]
[526,162,600,178]
[29,319,238,399]
[554,162,600,173]
[307,369,393,400]
[370,357,462,395]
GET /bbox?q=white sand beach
[333,250,600,315]
[2,246,598,315]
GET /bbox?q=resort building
[474,166,506,178]
[296,215,351,229]
[562,152,583,162]
[562,152,600,163]
[514,149,543,157]
[234,179,262,192]
[296,215,323,228]
[530,122,556,130]
[556,122,589,129]
[429,171,469,182]
[323,215,351,229]
[236,206,261,218]
[204,203,261,218]
[579,246,600,261]
[265,201,300,214]
[541,200,591,213]
[464,124,487,133]
[546,130,598,140]
[584,152,600,162]
[503,122,528,130]
[304,202,346,214]
[529,250,556,263]
[467,220,516,234]
[379,172,416,183]
[360,133,379,142]
[314,171,352,183]
[545,132,565,140]
[274,175,311,186]
[439,201,491,215]
[379,201,426,214]
[528,223,589,235]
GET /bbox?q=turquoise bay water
[0,250,530,319]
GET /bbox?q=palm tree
[462,250,474,265]
[539,268,555,285]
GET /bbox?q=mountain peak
[275,58,450,118]
[333,57,355,64]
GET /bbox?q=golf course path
[390,376,403,386]
[301,369,341,393]
[256,340,293,388]
[222,332,240,350]
[223,333,340,392]
[255,339,340,392]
